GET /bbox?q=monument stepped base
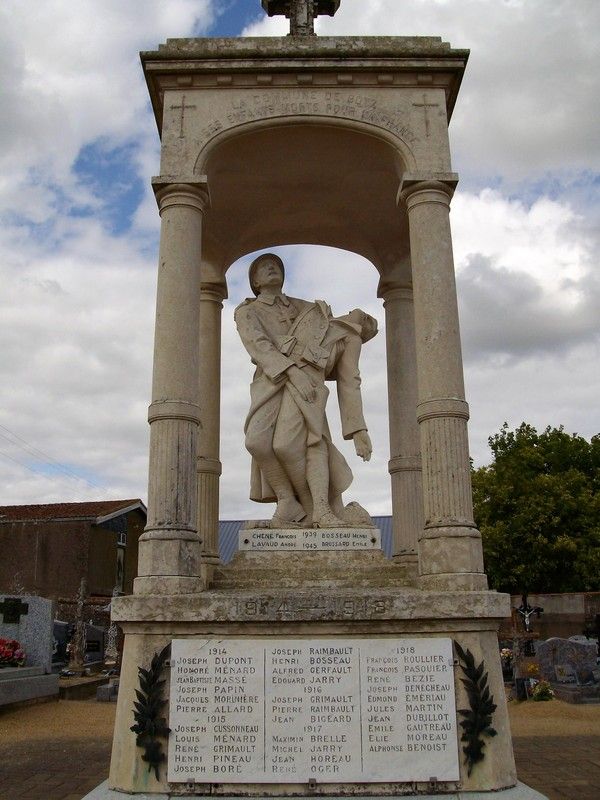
[212,549,418,590]
[83,780,549,800]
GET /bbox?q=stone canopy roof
[0,499,146,524]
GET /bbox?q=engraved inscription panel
[238,528,381,552]
[168,637,459,784]
[189,90,419,148]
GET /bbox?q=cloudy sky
[0,0,598,519]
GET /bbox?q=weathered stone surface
[112,587,509,624]
[0,594,54,672]
[85,780,548,800]
[0,671,58,707]
[148,36,468,59]
[537,637,598,684]
[107,619,516,794]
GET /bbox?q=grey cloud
[458,253,600,362]
[246,0,600,181]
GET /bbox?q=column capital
[378,281,413,304]
[200,281,228,303]
[151,176,210,213]
[397,173,458,207]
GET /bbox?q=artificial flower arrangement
[0,638,26,667]
[531,680,554,701]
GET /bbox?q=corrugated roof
[0,499,146,524]
[219,516,394,564]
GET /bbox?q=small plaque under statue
[168,637,459,784]
[239,527,381,551]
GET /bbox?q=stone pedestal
[106,571,519,797]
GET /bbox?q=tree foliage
[472,423,600,594]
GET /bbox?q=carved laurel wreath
[131,643,171,779]
[454,641,497,776]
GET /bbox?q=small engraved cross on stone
[262,0,341,36]
[0,597,29,624]
[170,94,197,139]
[412,93,440,137]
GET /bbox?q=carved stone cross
[412,93,440,137]
[170,94,197,139]
[262,0,341,36]
[0,597,29,624]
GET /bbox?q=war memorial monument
[87,2,547,798]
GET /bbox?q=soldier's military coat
[235,292,367,504]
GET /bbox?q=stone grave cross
[262,0,341,36]
[0,597,29,624]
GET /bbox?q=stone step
[210,549,418,590]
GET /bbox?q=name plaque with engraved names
[238,528,381,552]
[168,637,459,784]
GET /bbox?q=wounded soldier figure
[235,252,378,529]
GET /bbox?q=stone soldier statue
[235,252,377,528]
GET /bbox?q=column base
[419,572,488,591]
[418,525,487,589]
[138,537,202,581]
[82,780,549,800]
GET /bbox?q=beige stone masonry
[102,24,527,800]
[197,279,227,567]
[399,177,487,592]
[136,180,209,596]
[379,282,423,566]
[109,586,515,795]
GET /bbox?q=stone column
[135,179,209,596]
[378,281,422,567]
[400,177,487,591]
[197,279,227,567]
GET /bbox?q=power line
[0,423,108,493]
[0,446,98,503]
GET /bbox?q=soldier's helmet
[249,253,285,296]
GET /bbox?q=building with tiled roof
[0,499,146,624]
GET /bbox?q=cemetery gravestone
[53,620,70,666]
[537,637,600,704]
[537,637,597,684]
[0,594,53,673]
[0,594,59,707]
[554,664,577,684]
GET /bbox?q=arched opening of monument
[198,120,412,281]
[219,244,389,523]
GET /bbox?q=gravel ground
[507,696,600,737]
[0,698,116,742]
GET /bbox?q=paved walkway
[512,735,600,800]
[0,703,598,800]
